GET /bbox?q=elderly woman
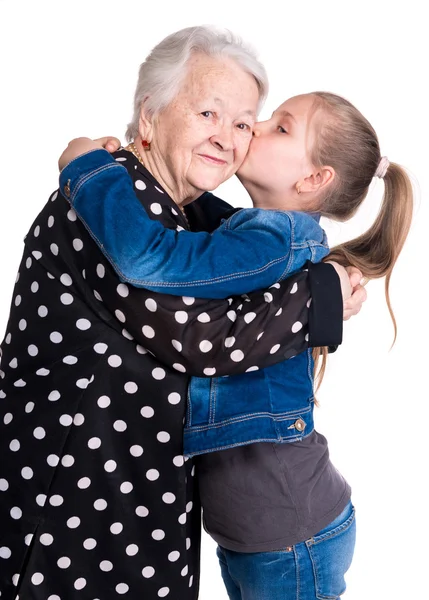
[0,27,361,600]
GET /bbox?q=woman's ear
[138,99,154,142]
[298,166,336,194]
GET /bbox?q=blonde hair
[308,92,414,389]
[125,26,268,141]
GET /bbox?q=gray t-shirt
[197,430,351,553]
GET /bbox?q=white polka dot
[126,445,143,461]
[178,513,187,524]
[33,427,46,440]
[290,282,299,294]
[158,587,170,597]
[26,257,32,269]
[275,308,283,316]
[173,363,186,373]
[25,534,34,546]
[19,319,27,331]
[175,311,188,324]
[60,273,73,287]
[104,460,117,472]
[36,493,47,508]
[246,366,259,372]
[135,180,146,190]
[307,298,312,308]
[97,395,111,408]
[58,556,71,569]
[88,437,102,450]
[83,538,97,550]
[171,340,182,352]
[108,355,123,368]
[244,312,256,323]
[11,507,22,519]
[125,382,138,394]
[94,343,108,354]
[141,406,154,418]
[50,331,63,344]
[176,225,185,232]
[203,367,216,376]
[67,208,77,221]
[0,546,12,559]
[116,583,129,594]
[4,413,13,425]
[76,378,90,389]
[61,455,75,467]
[5,333,11,343]
[48,595,61,600]
[186,501,193,513]
[230,350,244,362]
[142,566,155,578]
[227,310,237,322]
[32,250,42,260]
[67,516,80,529]
[150,202,162,214]
[37,305,48,317]
[28,344,38,356]
[59,414,73,426]
[113,420,126,433]
[197,312,210,323]
[31,281,39,293]
[50,243,59,256]
[292,321,303,333]
[31,572,44,585]
[142,325,155,339]
[155,186,164,194]
[173,455,185,467]
[162,493,176,504]
[157,431,170,443]
[199,340,212,353]
[270,344,281,354]
[47,455,60,467]
[0,478,9,491]
[48,216,55,227]
[12,573,20,586]
[146,469,159,481]
[114,310,126,324]
[152,368,165,380]
[36,368,50,376]
[60,292,74,306]
[136,506,149,518]
[76,318,91,331]
[264,292,273,303]
[40,533,54,545]
[9,439,20,451]
[73,238,83,251]
[9,357,18,369]
[305,333,310,342]
[25,401,34,413]
[182,296,195,306]
[48,390,61,401]
[74,578,86,590]
[78,477,91,489]
[63,355,78,365]
[136,344,147,354]
[181,565,189,576]
[168,393,181,405]
[15,295,21,306]
[110,522,123,534]
[168,551,180,562]
[21,466,34,480]
[120,482,133,494]
[117,284,129,297]
[152,529,165,541]
[34,225,40,237]
[116,156,127,162]
[126,544,139,556]
[225,337,235,348]
[99,560,113,571]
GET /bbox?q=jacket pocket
[306,504,356,599]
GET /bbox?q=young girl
[59,91,413,599]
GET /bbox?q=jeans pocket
[306,503,356,599]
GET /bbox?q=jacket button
[63,179,71,198]
[294,418,306,432]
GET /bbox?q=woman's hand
[58,136,121,171]
[327,262,367,321]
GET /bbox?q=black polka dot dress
[0,150,313,599]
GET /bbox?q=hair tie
[375,156,390,179]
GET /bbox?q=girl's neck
[243,180,302,212]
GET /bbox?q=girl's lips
[198,154,228,165]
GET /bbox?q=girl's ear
[298,166,336,194]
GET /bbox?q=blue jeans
[216,501,356,600]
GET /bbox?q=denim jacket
[60,150,330,456]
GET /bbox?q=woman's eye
[236,123,251,131]
[277,126,288,134]
[201,111,214,118]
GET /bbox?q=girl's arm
[60,149,327,298]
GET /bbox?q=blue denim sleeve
[59,150,323,299]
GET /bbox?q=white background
[0,1,428,598]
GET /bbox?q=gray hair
[125,25,269,141]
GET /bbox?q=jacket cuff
[59,149,122,204]
[307,261,343,348]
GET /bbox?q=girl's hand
[58,136,121,170]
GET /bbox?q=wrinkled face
[237,94,316,206]
[150,54,260,197]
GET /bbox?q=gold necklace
[125,142,189,227]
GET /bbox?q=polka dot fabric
[0,150,311,599]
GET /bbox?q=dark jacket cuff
[307,261,343,348]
